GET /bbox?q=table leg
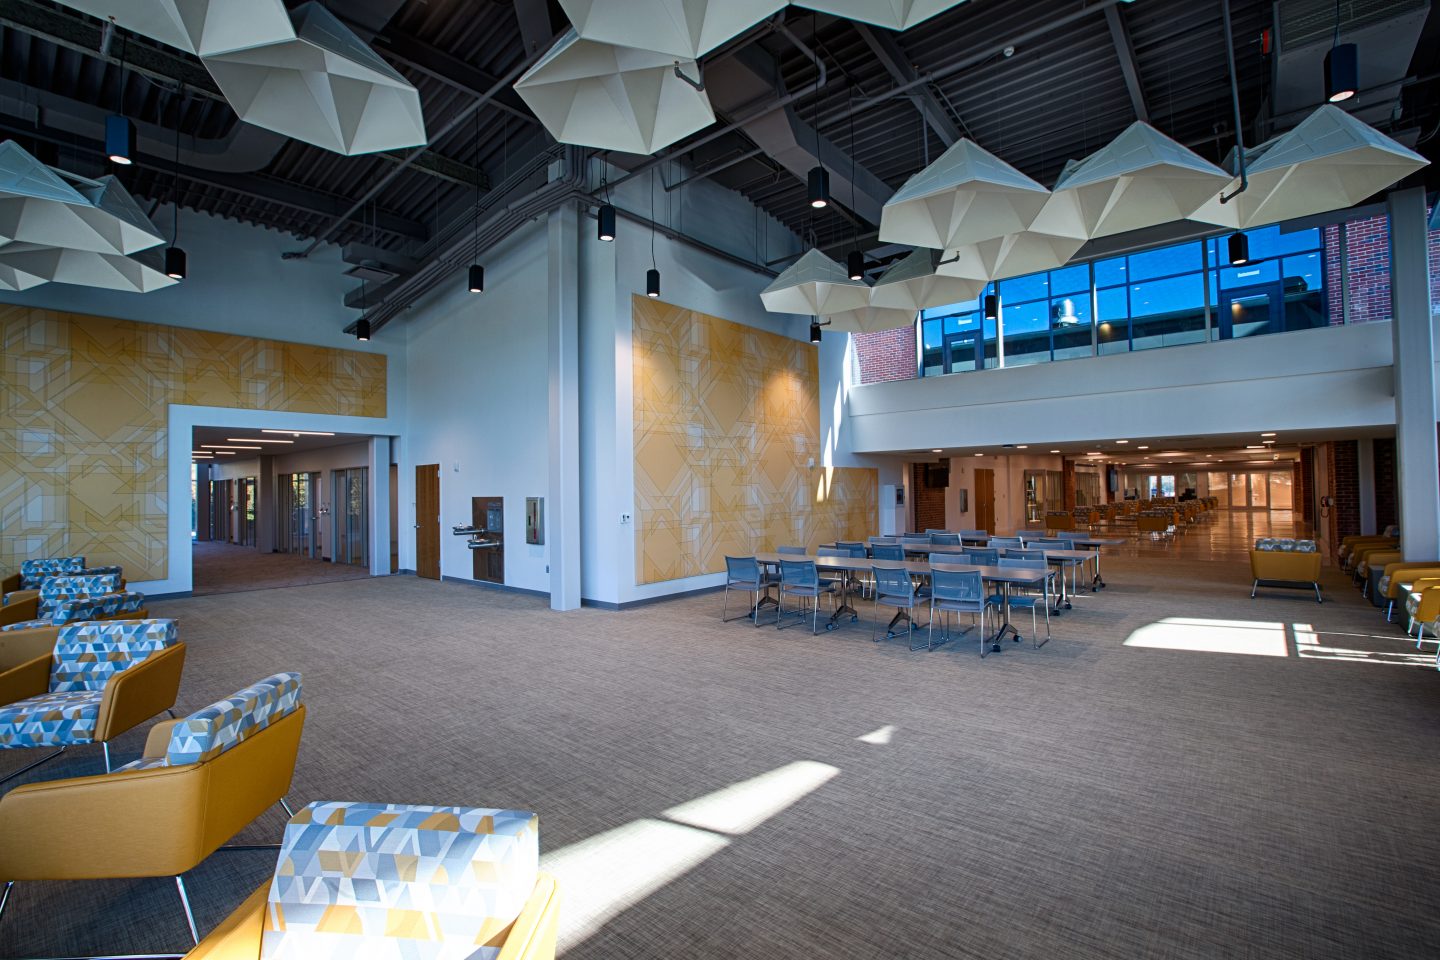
[1092,549,1107,590]
[828,574,859,627]
[988,581,1017,653]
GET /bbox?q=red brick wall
[911,462,947,531]
[1327,440,1361,551]
[852,327,916,384]
[1298,446,1315,528]
[1372,437,1397,533]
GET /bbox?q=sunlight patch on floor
[544,760,840,953]
[857,725,897,745]
[1293,622,1436,667]
[1124,617,1290,657]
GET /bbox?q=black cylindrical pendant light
[355,317,371,341]
[983,293,999,321]
[598,203,616,242]
[106,114,135,166]
[810,320,823,344]
[468,264,484,293]
[646,268,660,298]
[164,246,187,280]
[807,166,830,209]
[847,249,865,281]
[1228,232,1249,266]
[1324,43,1357,103]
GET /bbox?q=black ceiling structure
[1,0,1436,327]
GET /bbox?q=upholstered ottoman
[261,800,541,960]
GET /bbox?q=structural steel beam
[852,23,961,146]
[1104,4,1150,123]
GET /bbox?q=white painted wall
[398,219,552,593]
[942,454,1065,533]
[845,322,1398,454]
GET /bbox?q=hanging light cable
[598,166,616,241]
[468,108,484,293]
[806,14,829,209]
[1324,0,1357,103]
[846,85,864,281]
[164,85,187,280]
[356,201,373,340]
[105,22,136,166]
[646,167,660,297]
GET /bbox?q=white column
[547,203,582,610]
[1387,187,1439,560]
[368,436,392,576]
[1357,440,1376,535]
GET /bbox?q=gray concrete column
[1387,187,1439,560]
[256,455,276,553]
[368,437,392,577]
[547,203,582,610]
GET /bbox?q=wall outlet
[620,512,632,524]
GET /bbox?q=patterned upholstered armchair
[1,574,146,632]
[185,800,560,960]
[1,556,85,595]
[0,618,185,782]
[0,672,304,953]
[1250,539,1322,603]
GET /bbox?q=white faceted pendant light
[0,243,177,293]
[760,248,870,316]
[869,248,985,311]
[514,30,716,154]
[1033,122,1233,240]
[1190,105,1428,229]
[55,0,293,56]
[0,142,163,255]
[791,0,968,31]
[879,139,1050,250]
[203,2,427,156]
[558,0,787,59]
[937,231,1086,283]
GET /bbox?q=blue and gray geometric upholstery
[0,689,103,748]
[260,800,540,960]
[36,573,123,618]
[17,557,85,590]
[1255,538,1318,552]
[116,672,301,772]
[49,618,177,692]
[0,619,178,748]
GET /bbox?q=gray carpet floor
[3,550,1439,958]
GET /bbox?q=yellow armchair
[1250,541,1322,603]
[1376,563,1440,621]
[0,676,304,953]
[1404,579,1440,640]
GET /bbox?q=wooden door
[974,468,996,533]
[415,464,440,580]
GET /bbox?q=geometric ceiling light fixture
[791,0,968,31]
[1188,105,1428,230]
[514,30,715,155]
[0,242,178,292]
[1031,122,1233,240]
[936,229,1087,284]
[56,0,294,56]
[557,0,786,59]
[202,2,427,156]
[0,141,164,256]
[879,139,1051,250]
[760,248,870,317]
[868,248,986,314]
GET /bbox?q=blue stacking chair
[928,567,997,655]
[777,559,838,633]
[871,544,905,562]
[988,557,1052,647]
[929,533,961,547]
[967,547,999,565]
[928,550,970,565]
[722,556,776,626]
[988,536,1024,549]
[871,564,928,650]
[776,545,807,556]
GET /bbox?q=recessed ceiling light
[1016,445,1028,449]
[974,453,984,457]
[1137,445,1149,450]
[226,437,295,444]
[932,449,943,453]
[1087,452,1101,457]
[1050,449,1060,454]
[215,451,236,455]
[1260,432,1276,437]
[261,430,336,436]
[1115,440,1129,444]
[201,444,262,450]
[1246,445,1263,449]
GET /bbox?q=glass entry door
[278,472,320,558]
[334,467,368,567]
[239,478,257,545]
[1226,472,1279,509]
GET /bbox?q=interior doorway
[278,472,321,558]
[974,468,995,533]
[415,464,440,580]
[333,467,369,566]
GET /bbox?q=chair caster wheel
[991,643,1002,653]
[826,623,836,632]
[1065,603,1073,610]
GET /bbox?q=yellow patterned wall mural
[0,306,386,582]
[633,296,877,584]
